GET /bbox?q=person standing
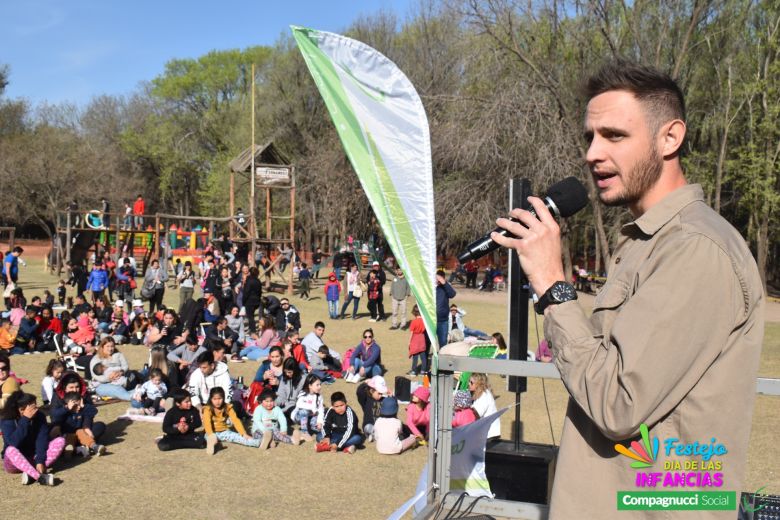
[115,258,136,310]
[132,195,145,230]
[242,267,263,334]
[311,247,324,280]
[492,60,764,519]
[177,261,196,311]
[389,268,410,330]
[86,260,108,305]
[464,259,479,289]
[434,270,456,348]
[339,264,362,320]
[332,248,345,280]
[100,197,110,229]
[2,247,23,308]
[365,261,387,321]
[144,259,168,314]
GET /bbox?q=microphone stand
[507,178,530,448]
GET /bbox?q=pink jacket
[405,403,430,438]
[70,315,95,346]
[452,408,477,428]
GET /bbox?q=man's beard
[600,144,663,207]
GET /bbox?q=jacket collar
[626,184,703,236]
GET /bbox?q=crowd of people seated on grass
[0,243,510,486]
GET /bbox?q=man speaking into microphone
[492,60,764,518]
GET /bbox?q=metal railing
[417,355,780,520]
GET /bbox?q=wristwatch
[534,281,577,315]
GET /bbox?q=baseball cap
[366,375,388,395]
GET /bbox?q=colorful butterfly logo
[615,423,659,469]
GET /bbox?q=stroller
[52,333,80,373]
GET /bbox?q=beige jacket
[544,185,764,519]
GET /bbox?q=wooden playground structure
[50,141,298,294]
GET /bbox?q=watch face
[550,282,577,303]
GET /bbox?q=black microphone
[457,176,589,264]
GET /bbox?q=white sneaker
[368,318,377,322]
[21,472,33,485]
[38,473,54,486]
[75,446,91,458]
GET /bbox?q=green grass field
[2,251,778,518]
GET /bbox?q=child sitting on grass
[452,390,478,427]
[203,387,259,455]
[406,386,430,442]
[50,391,106,457]
[291,374,324,442]
[158,388,206,452]
[41,359,66,406]
[129,368,167,415]
[0,391,64,486]
[309,345,338,384]
[374,396,417,454]
[251,389,300,450]
[317,391,363,454]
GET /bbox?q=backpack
[341,348,355,373]
[244,381,265,414]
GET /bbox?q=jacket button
[615,257,621,264]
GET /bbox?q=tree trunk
[756,208,768,292]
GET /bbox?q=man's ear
[660,119,686,158]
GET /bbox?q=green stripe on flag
[291,26,437,341]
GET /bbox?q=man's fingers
[527,196,557,227]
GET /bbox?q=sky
[0,0,417,107]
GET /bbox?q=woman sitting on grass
[239,317,279,361]
[89,337,135,401]
[253,346,284,393]
[275,357,306,423]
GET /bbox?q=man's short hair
[331,391,347,404]
[584,58,685,133]
[197,351,214,365]
[314,321,325,329]
[12,246,23,254]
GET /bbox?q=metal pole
[288,167,296,295]
[266,187,271,240]
[508,179,531,447]
[250,63,256,245]
[154,214,161,261]
[229,170,235,239]
[65,211,72,264]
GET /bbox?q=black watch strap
[534,282,577,315]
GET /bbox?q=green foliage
[0,2,778,286]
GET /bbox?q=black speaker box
[394,376,412,402]
[484,440,557,504]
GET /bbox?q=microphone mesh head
[546,177,589,218]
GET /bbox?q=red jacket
[408,317,427,357]
[291,342,310,370]
[133,199,145,215]
[36,316,62,335]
